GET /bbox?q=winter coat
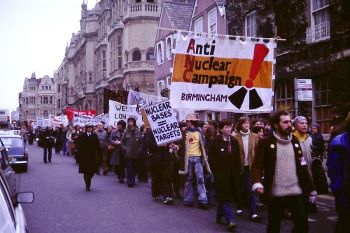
[39,130,55,148]
[109,129,124,165]
[327,132,350,209]
[96,129,108,149]
[311,132,324,158]
[76,132,100,174]
[251,133,316,198]
[209,135,241,202]
[121,127,142,159]
[233,131,259,172]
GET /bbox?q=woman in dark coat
[109,120,126,183]
[209,119,241,232]
[76,124,100,191]
[39,127,55,163]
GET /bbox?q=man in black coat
[76,124,100,191]
[39,127,55,163]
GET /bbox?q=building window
[49,96,53,104]
[43,110,49,118]
[117,35,122,69]
[156,41,164,64]
[306,0,330,43]
[57,99,61,109]
[208,8,217,34]
[275,79,295,118]
[88,72,93,82]
[146,48,154,61]
[102,50,107,79]
[314,78,332,133]
[245,11,257,37]
[166,36,173,61]
[157,80,165,96]
[194,17,203,33]
[43,97,48,104]
[132,49,141,61]
[166,76,172,87]
[57,85,61,93]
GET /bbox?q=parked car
[0,134,28,172]
[0,144,16,198]
[0,169,34,233]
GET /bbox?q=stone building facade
[226,0,350,133]
[19,73,56,122]
[55,0,161,115]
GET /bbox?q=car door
[0,175,16,233]
[0,146,16,197]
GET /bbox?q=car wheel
[23,164,28,172]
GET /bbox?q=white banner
[72,113,93,127]
[144,100,182,145]
[128,90,166,108]
[108,100,143,128]
[170,32,276,113]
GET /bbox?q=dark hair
[270,111,290,130]
[346,112,350,133]
[252,126,264,134]
[236,116,250,131]
[218,119,233,130]
[205,125,217,141]
[117,120,126,129]
[127,117,137,127]
[207,120,218,130]
[178,121,187,128]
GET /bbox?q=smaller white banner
[108,100,143,128]
[144,100,182,145]
[72,113,93,127]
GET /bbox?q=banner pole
[157,27,286,41]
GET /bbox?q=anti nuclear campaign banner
[170,33,276,113]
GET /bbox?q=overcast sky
[0,0,96,111]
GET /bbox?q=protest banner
[170,32,276,113]
[36,117,44,127]
[72,113,93,127]
[65,107,96,121]
[144,100,182,145]
[108,100,143,127]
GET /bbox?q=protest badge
[109,100,143,128]
[170,32,276,113]
[144,100,182,145]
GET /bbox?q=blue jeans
[242,166,257,215]
[217,202,234,223]
[126,159,136,185]
[184,157,208,204]
[62,139,68,155]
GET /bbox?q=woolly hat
[293,116,307,126]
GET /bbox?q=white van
[0,109,10,129]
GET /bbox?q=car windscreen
[0,137,23,148]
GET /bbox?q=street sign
[296,79,313,101]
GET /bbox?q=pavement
[17,144,338,233]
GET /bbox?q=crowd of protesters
[29,110,350,233]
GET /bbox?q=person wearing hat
[292,116,318,214]
[121,117,143,187]
[182,113,211,209]
[95,122,108,175]
[76,123,101,191]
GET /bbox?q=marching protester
[20,126,29,147]
[76,123,100,192]
[54,126,64,155]
[109,120,126,183]
[95,122,109,175]
[137,125,149,183]
[209,119,241,232]
[328,112,350,233]
[39,126,55,163]
[182,114,211,209]
[233,117,262,222]
[293,116,318,213]
[251,110,316,233]
[66,125,74,156]
[121,117,143,187]
[146,127,175,204]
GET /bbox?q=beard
[277,126,293,137]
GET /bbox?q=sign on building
[296,79,313,101]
